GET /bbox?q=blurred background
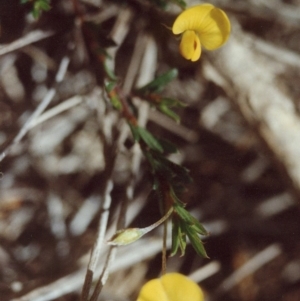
[1,0,300,300]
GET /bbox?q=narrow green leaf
[104,81,122,110]
[137,69,178,94]
[104,59,117,81]
[158,138,178,154]
[129,123,140,142]
[175,205,191,222]
[175,205,208,236]
[160,97,186,108]
[164,158,192,183]
[178,221,187,256]
[171,219,187,257]
[190,216,208,236]
[32,9,39,18]
[184,224,208,258]
[137,127,164,153]
[159,104,180,123]
[171,221,180,256]
[39,0,51,10]
[151,152,192,184]
[104,80,115,93]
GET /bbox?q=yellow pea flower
[172,4,231,61]
[137,273,204,301]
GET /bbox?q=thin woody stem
[140,207,173,235]
[162,218,168,275]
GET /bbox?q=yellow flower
[137,273,204,301]
[172,4,231,61]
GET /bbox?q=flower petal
[197,7,231,50]
[137,279,168,301]
[161,273,204,301]
[179,30,201,61]
[172,4,215,35]
[137,273,204,301]
[172,4,231,51]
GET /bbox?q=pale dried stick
[22,45,56,70]
[47,194,69,257]
[216,244,281,296]
[189,261,221,283]
[88,126,130,301]
[106,8,133,72]
[0,56,70,162]
[69,195,102,237]
[81,180,114,301]
[28,95,83,129]
[148,109,199,143]
[12,236,172,301]
[83,5,119,23]
[0,30,54,56]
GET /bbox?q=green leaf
[178,220,187,256]
[104,58,117,81]
[160,97,186,108]
[156,154,192,184]
[137,69,178,94]
[174,205,207,236]
[129,123,140,142]
[38,0,51,10]
[174,205,190,222]
[184,224,208,258]
[104,81,122,110]
[171,217,187,257]
[21,0,51,18]
[137,127,164,153]
[33,9,40,18]
[157,138,178,154]
[171,211,207,258]
[171,221,180,256]
[159,104,180,123]
[189,215,208,236]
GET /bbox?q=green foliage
[172,204,208,257]
[21,0,51,19]
[135,69,185,122]
[157,138,178,155]
[158,98,185,123]
[83,2,208,260]
[137,127,164,153]
[129,125,164,153]
[137,69,178,94]
[104,81,122,110]
[128,119,208,258]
